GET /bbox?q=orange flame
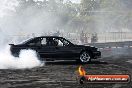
[78,66,86,76]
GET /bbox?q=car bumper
[92,51,101,59]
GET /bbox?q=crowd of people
[80,31,98,44]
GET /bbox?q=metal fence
[60,32,132,44]
[8,32,132,45]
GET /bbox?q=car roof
[36,36,62,38]
[21,36,62,44]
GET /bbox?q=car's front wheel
[79,51,91,63]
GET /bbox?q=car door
[53,38,78,59]
[37,37,56,59]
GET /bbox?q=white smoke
[0,0,19,18]
[0,46,43,69]
[0,0,52,69]
[0,1,45,68]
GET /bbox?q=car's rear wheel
[11,50,20,57]
[79,51,91,63]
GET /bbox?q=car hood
[74,44,94,48]
[74,44,97,50]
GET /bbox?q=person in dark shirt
[46,38,58,46]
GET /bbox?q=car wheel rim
[80,52,90,62]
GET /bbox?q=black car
[9,36,101,63]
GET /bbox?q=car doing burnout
[9,36,101,63]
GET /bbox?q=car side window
[53,38,64,46]
[59,38,70,46]
[58,40,63,46]
[56,39,63,46]
[46,38,56,46]
[41,38,46,45]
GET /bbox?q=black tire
[11,50,20,57]
[78,51,91,63]
[12,53,19,57]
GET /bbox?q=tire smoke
[0,46,43,69]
